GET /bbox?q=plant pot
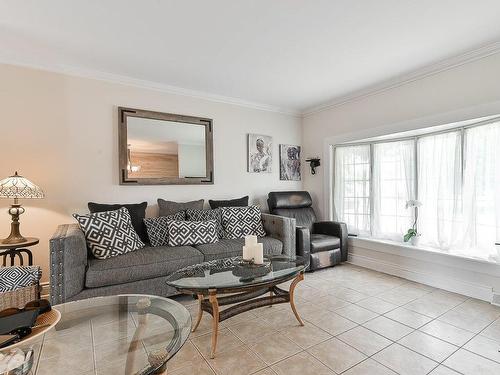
[411,236,421,246]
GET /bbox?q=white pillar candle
[253,243,264,265]
[242,245,254,261]
[245,235,258,246]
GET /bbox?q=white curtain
[334,145,371,236]
[372,140,415,241]
[418,131,462,250]
[460,123,500,260]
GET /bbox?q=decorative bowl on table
[232,258,272,281]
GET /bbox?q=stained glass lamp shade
[0,172,44,244]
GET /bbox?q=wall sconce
[305,158,321,175]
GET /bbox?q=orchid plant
[404,199,422,243]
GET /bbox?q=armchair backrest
[267,191,317,231]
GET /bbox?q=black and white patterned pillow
[0,266,42,292]
[143,211,186,247]
[167,220,219,247]
[221,206,266,239]
[73,207,145,260]
[185,208,224,238]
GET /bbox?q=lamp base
[1,203,27,244]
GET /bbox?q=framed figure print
[248,134,272,173]
[279,144,301,181]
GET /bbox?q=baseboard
[348,253,493,302]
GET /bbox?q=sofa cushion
[143,211,186,247]
[158,198,204,216]
[194,237,282,261]
[74,208,145,260]
[209,196,249,209]
[167,220,219,247]
[221,206,266,239]
[185,208,224,238]
[310,234,340,254]
[88,201,148,243]
[85,245,204,288]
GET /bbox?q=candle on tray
[245,235,258,246]
[242,245,254,261]
[253,243,264,264]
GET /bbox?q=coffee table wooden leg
[208,290,219,359]
[192,294,204,332]
[289,272,305,326]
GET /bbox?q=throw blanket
[0,266,42,292]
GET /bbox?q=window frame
[332,116,500,238]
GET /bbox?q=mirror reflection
[126,117,207,179]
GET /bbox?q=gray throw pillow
[143,211,186,247]
[221,206,266,239]
[73,207,145,260]
[157,198,204,216]
[185,208,224,238]
[167,220,219,246]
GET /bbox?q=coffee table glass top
[33,295,191,375]
[166,255,307,292]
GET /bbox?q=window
[333,145,370,236]
[372,140,415,240]
[333,119,500,262]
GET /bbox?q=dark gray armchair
[267,191,348,271]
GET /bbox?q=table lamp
[0,172,44,244]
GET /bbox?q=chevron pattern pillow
[0,266,42,292]
[73,207,145,260]
[221,206,266,239]
[143,211,186,247]
[185,208,224,238]
[167,220,219,246]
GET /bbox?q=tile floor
[30,264,500,374]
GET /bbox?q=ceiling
[2,0,500,114]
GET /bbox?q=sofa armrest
[296,226,311,269]
[49,224,88,305]
[312,221,348,261]
[261,213,296,257]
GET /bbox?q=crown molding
[0,57,301,117]
[302,40,500,117]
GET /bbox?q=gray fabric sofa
[49,213,296,305]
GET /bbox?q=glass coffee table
[34,295,191,375]
[166,255,307,358]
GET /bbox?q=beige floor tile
[40,334,93,360]
[169,358,215,375]
[398,331,458,362]
[378,289,419,306]
[227,318,279,344]
[249,334,301,365]
[438,308,493,333]
[167,341,205,372]
[335,304,379,324]
[207,345,266,375]
[309,312,358,336]
[328,286,369,303]
[259,308,303,331]
[362,316,414,341]
[272,351,335,375]
[453,299,500,321]
[342,358,398,375]
[308,337,366,373]
[420,320,475,346]
[373,343,438,375]
[36,347,94,375]
[385,307,432,329]
[356,297,398,314]
[428,365,462,375]
[191,328,244,357]
[281,323,332,349]
[337,326,392,356]
[317,295,352,311]
[479,319,500,341]
[444,348,500,375]
[253,369,278,375]
[464,334,500,363]
[94,336,148,371]
[404,297,455,318]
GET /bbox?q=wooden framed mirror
[119,107,214,185]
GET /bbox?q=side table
[0,237,38,266]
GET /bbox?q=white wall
[302,53,500,220]
[0,64,302,282]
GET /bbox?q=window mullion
[369,143,374,237]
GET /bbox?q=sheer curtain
[333,145,371,236]
[418,131,462,250]
[372,140,415,241]
[460,123,500,260]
